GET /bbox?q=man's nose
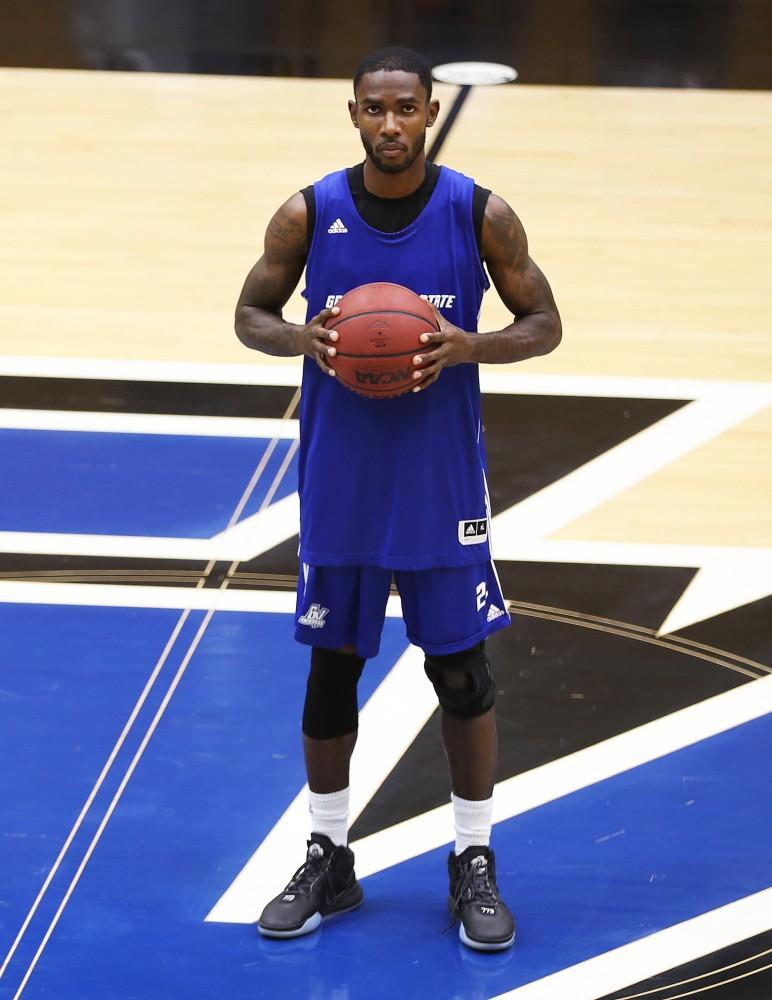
[382,111,400,135]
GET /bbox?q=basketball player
[235,47,561,951]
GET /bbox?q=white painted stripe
[0,581,405,616]
[0,409,298,438]
[1,354,769,400]
[206,641,434,924]
[658,550,772,635]
[504,539,772,568]
[479,370,772,402]
[0,531,214,560]
[349,675,772,880]
[0,491,302,563]
[492,394,771,550]
[490,887,772,1000]
[208,492,300,561]
[0,355,303,386]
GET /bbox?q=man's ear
[348,99,359,129]
[427,99,440,127]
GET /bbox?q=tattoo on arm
[265,197,307,266]
[234,194,308,356]
[473,193,562,362]
[485,195,528,270]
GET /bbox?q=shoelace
[447,858,499,929]
[285,851,335,902]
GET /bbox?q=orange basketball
[324,282,439,399]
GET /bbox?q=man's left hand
[411,306,474,392]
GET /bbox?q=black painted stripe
[0,376,297,418]
[597,929,772,1000]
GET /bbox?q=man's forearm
[469,312,562,364]
[235,306,303,357]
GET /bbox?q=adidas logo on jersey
[327,218,348,234]
[298,603,329,629]
[487,604,505,623]
[458,518,489,545]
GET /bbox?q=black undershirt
[301,162,490,257]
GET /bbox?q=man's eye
[367,106,380,114]
[402,105,416,113]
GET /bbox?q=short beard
[360,131,425,174]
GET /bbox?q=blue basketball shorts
[294,561,511,659]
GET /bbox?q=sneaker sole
[459,924,516,952]
[257,890,363,939]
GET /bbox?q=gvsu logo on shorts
[458,519,489,545]
[298,604,330,629]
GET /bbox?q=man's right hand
[294,305,340,376]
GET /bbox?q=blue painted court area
[1,599,770,999]
[0,429,298,537]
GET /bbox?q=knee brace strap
[424,642,496,719]
[302,646,366,740]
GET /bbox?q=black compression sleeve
[472,184,490,258]
[301,185,315,250]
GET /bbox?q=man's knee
[423,641,496,719]
[302,646,366,739]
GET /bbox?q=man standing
[235,47,561,951]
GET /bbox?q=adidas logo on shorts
[298,603,330,629]
[327,218,348,234]
[487,604,505,623]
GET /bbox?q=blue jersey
[299,165,491,570]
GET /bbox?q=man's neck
[362,154,428,199]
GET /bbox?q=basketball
[325,282,440,398]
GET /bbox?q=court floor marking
[345,674,772,884]
[1,353,770,400]
[3,392,303,997]
[1,385,769,574]
[613,947,772,1000]
[0,581,406,616]
[9,606,218,1000]
[491,393,769,546]
[507,600,770,675]
[490,887,772,1000]
[0,409,300,438]
[0,605,194,982]
[507,605,763,679]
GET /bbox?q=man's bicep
[236,255,305,314]
[489,254,558,320]
[237,193,308,313]
[482,194,558,318]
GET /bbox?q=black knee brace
[302,647,366,739]
[424,641,496,719]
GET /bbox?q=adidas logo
[327,217,348,234]
[458,518,488,545]
[487,604,505,622]
[298,603,329,629]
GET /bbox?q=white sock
[452,792,493,854]
[309,787,350,847]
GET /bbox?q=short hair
[353,47,433,101]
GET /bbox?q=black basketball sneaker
[448,846,516,951]
[257,833,363,938]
